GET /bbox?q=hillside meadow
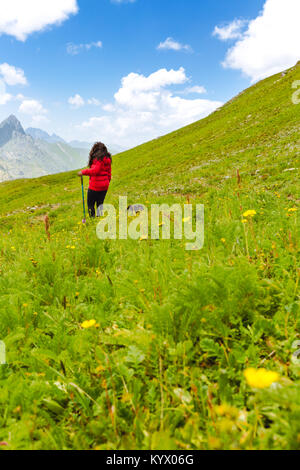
[0,64,299,450]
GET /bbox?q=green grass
[0,64,299,450]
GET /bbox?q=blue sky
[0,0,299,148]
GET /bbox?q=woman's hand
[78,171,83,176]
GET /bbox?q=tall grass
[0,64,299,450]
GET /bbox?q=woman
[78,142,112,218]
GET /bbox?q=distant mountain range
[26,127,125,153]
[0,116,125,182]
[26,127,66,144]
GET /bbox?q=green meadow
[0,64,299,450]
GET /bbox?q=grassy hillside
[0,64,299,450]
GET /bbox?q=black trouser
[87,189,107,218]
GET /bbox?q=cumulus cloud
[68,95,102,108]
[182,86,207,95]
[0,0,78,41]
[18,98,48,123]
[0,80,12,105]
[157,37,192,52]
[0,63,27,86]
[213,19,247,41]
[77,67,222,148]
[215,0,300,82]
[67,41,103,55]
[102,103,115,112]
[0,94,12,105]
[114,68,188,110]
[19,99,47,115]
[68,94,85,108]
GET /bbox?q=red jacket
[82,157,112,191]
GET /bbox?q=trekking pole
[81,176,86,224]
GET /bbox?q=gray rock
[0,115,25,147]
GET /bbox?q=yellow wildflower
[243,210,257,218]
[244,368,279,389]
[81,319,97,329]
[215,404,239,418]
[221,238,226,244]
[288,207,297,213]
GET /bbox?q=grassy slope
[0,64,299,450]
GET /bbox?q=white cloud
[0,63,27,86]
[0,80,12,105]
[0,94,12,105]
[19,99,47,115]
[68,95,101,108]
[114,67,188,111]
[77,67,222,147]
[157,37,192,52]
[0,0,78,41]
[18,98,48,124]
[68,94,85,108]
[182,86,207,95]
[15,93,26,101]
[66,40,103,55]
[215,0,300,82]
[213,19,247,41]
[87,98,102,106]
[102,103,115,112]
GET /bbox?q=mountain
[0,114,26,147]
[26,132,125,154]
[0,64,299,451]
[69,140,126,155]
[0,116,126,182]
[0,116,87,182]
[26,127,65,144]
[69,140,92,150]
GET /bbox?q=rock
[0,115,25,147]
